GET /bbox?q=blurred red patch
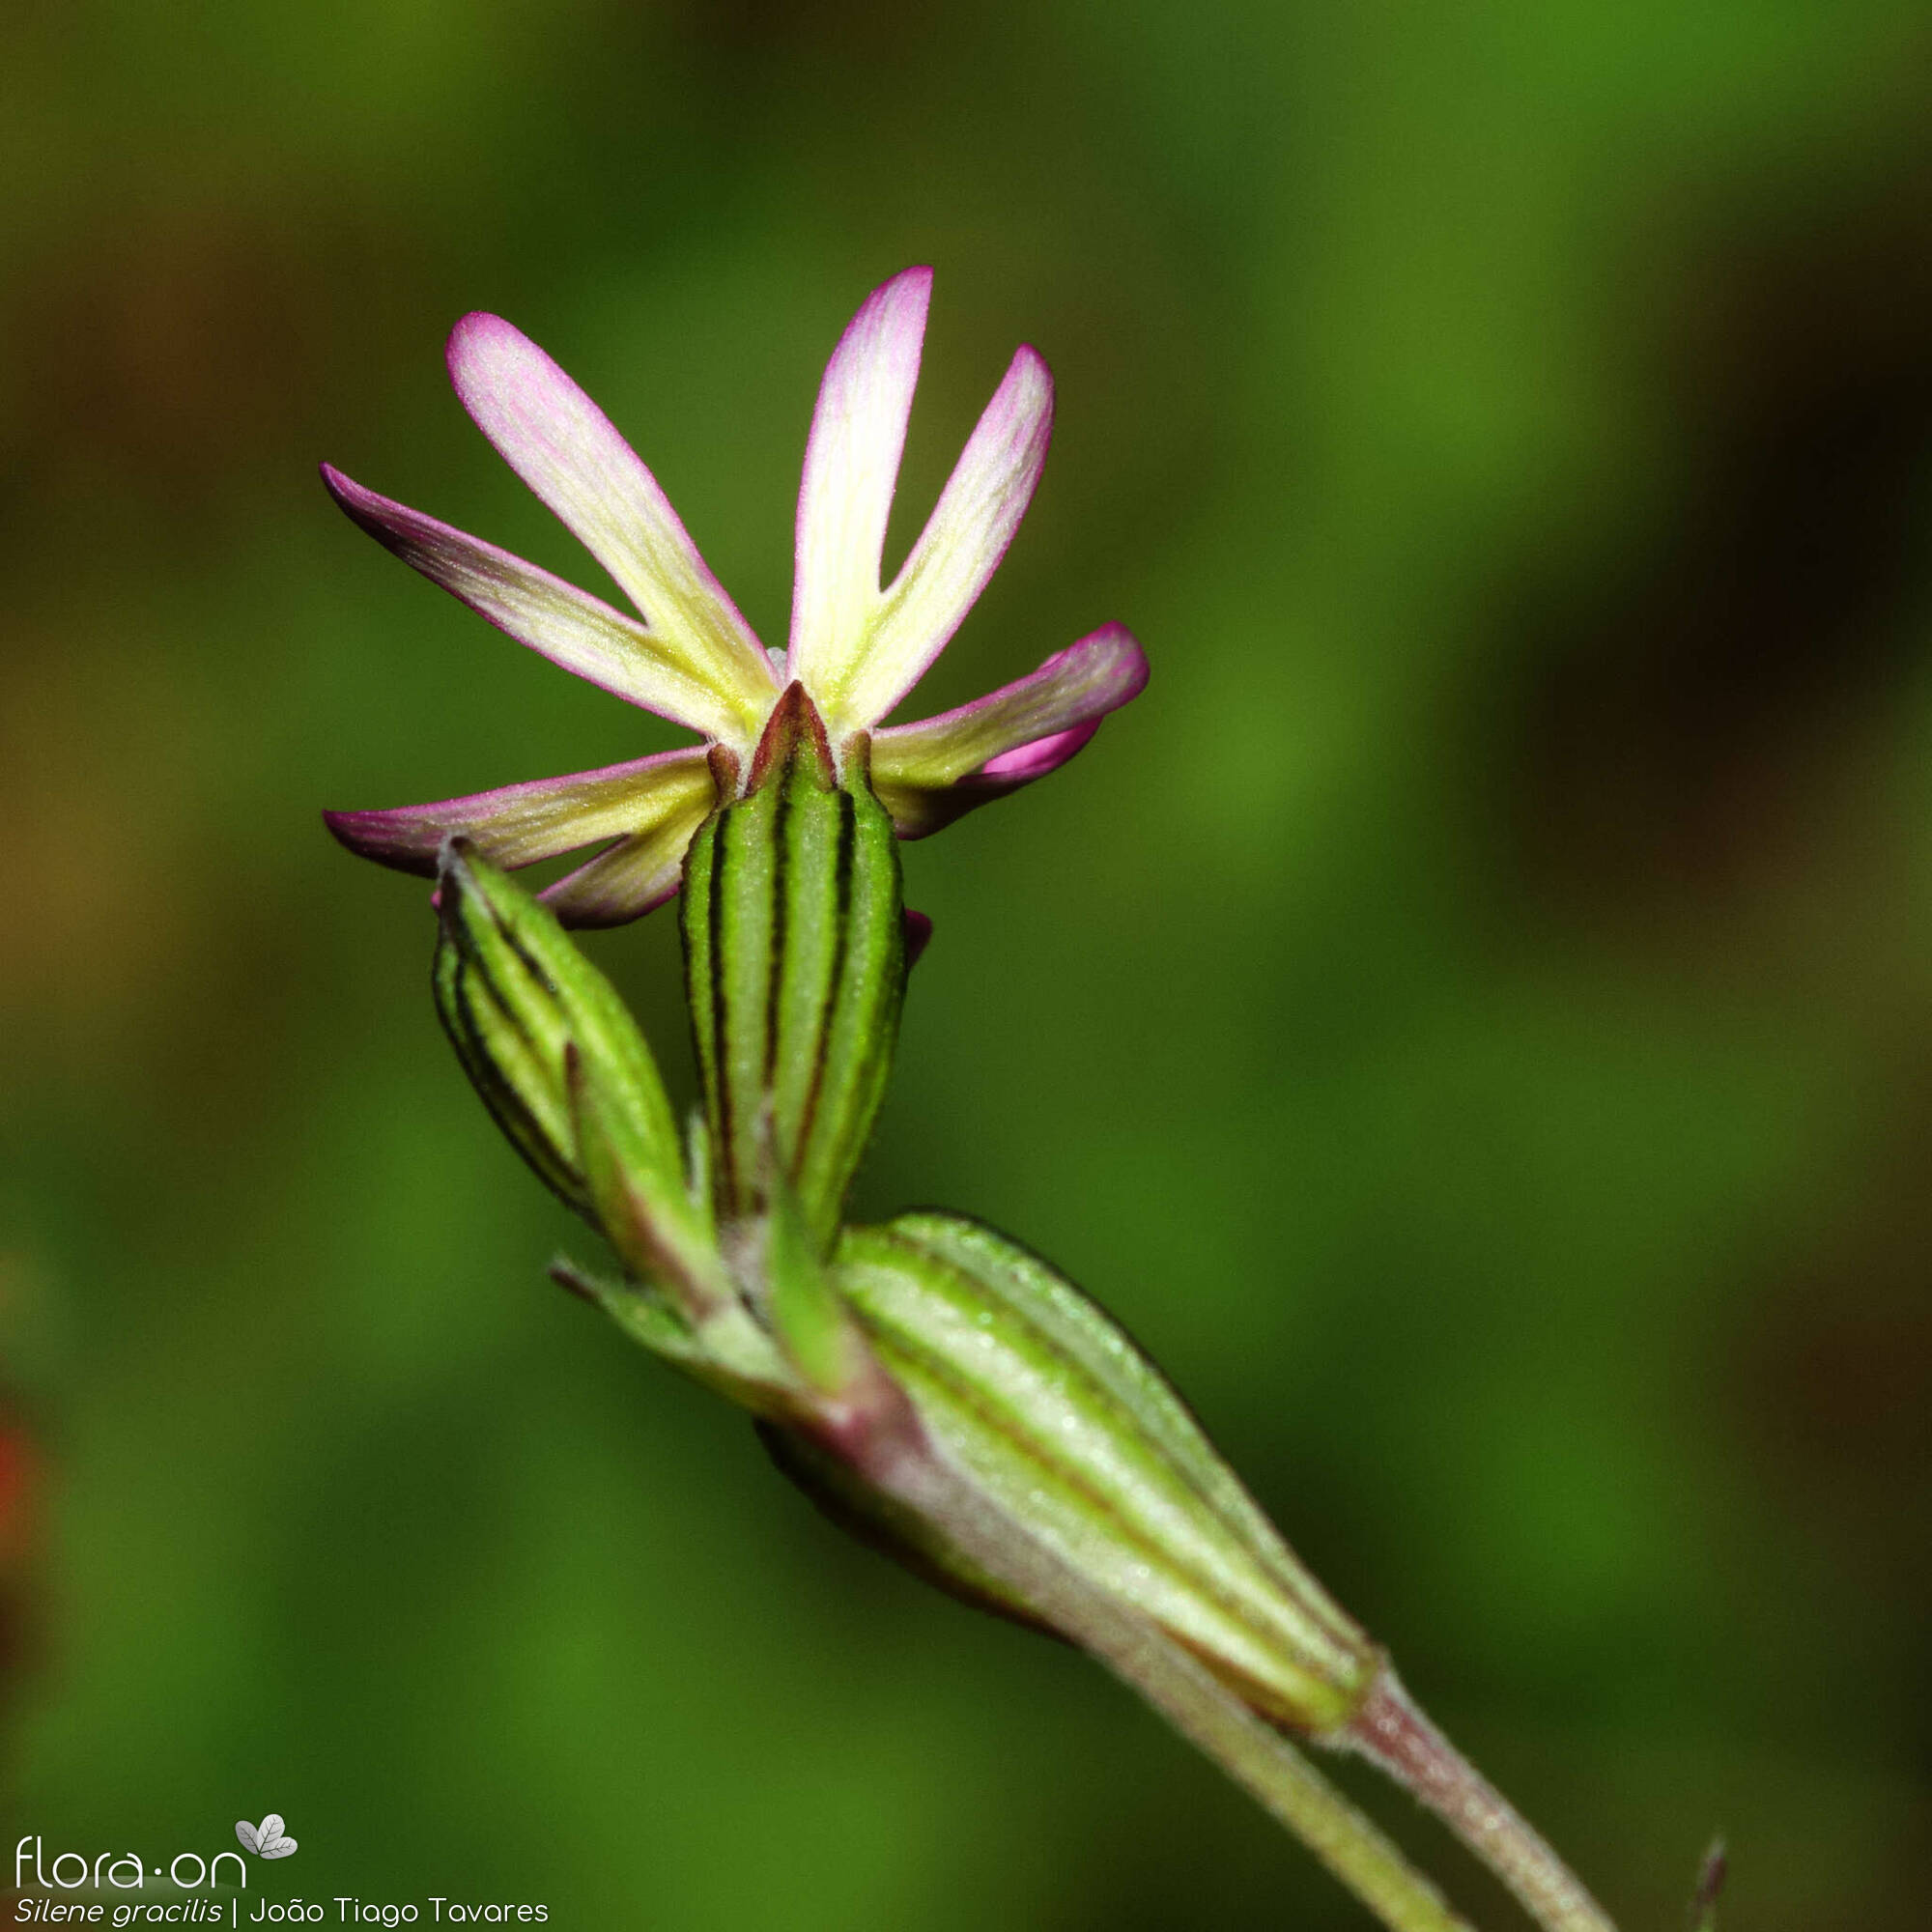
[0,1419,31,1559]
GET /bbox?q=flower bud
[433,838,715,1298]
[681,684,907,1255]
[770,1211,1382,1736]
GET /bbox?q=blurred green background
[5,1,1932,1926]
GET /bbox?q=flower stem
[870,1430,1480,1932]
[1344,1673,1616,1932]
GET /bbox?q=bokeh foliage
[4,2,1932,1925]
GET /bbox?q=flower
[323,267,1148,925]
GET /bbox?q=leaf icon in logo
[236,1815,298,1859]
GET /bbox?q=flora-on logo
[14,1834,246,1891]
[235,1815,298,1860]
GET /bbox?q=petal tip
[880,264,934,301]
[843,265,933,359]
[1000,343,1057,440]
[322,806,439,875]
[321,805,370,848]
[446,313,554,417]
[1091,622,1150,695]
[1011,341,1053,387]
[446,309,519,371]
[318,462,372,517]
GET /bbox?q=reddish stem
[1346,1672,1615,1932]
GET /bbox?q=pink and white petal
[538,790,717,927]
[786,267,932,701]
[325,746,716,878]
[871,734,1094,839]
[446,315,775,733]
[838,344,1054,729]
[871,624,1145,785]
[323,468,751,741]
[976,720,1102,780]
[869,624,1145,839]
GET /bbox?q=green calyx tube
[681,683,909,1257]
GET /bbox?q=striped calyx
[768,1211,1382,1737]
[432,838,725,1313]
[681,684,908,1256]
[434,838,682,1220]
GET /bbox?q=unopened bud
[770,1211,1382,1736]
[434,838,714,1298]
